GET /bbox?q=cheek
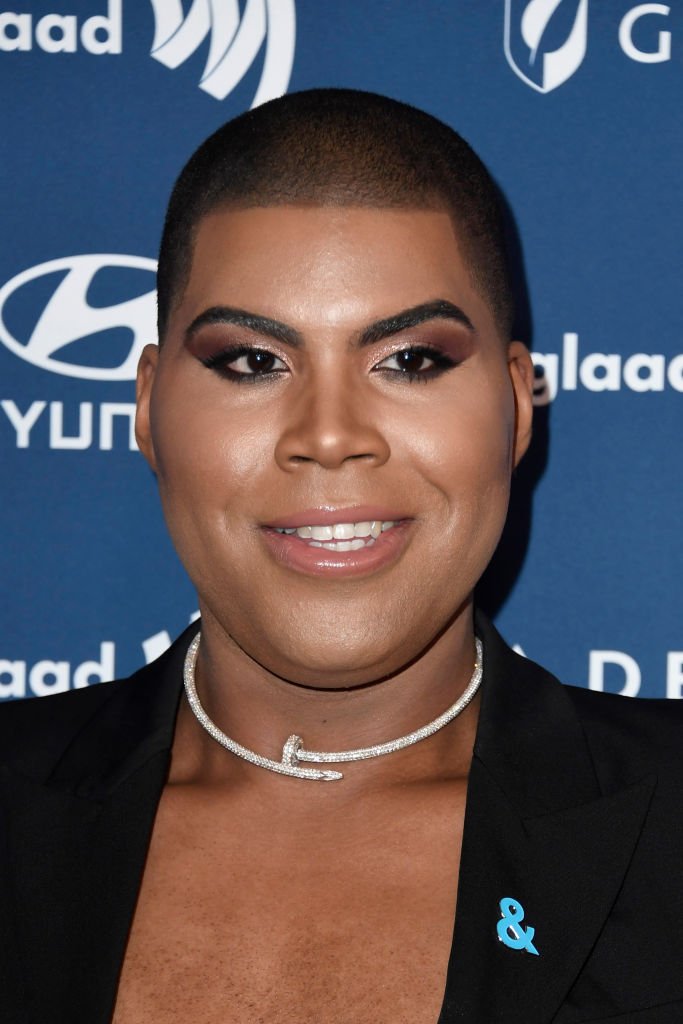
[394,374,516,586]
[396,375,515,501]
[150,379,274,509]
[147,388,272,586]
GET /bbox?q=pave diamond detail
[282,734,303,767]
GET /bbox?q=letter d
[73,642,116,688]
[589,650,641,697]
[81,0,122,55]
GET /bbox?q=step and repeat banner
[0,1,680,701]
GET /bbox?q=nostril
[274,416,391,471]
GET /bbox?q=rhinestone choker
[183,632,483,781]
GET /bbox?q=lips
[260,509,413,577]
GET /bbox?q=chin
[252,622,438,688]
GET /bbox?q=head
[156,88,514,343]
[137,89,533,687]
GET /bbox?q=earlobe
[135,343,160,471]
[507,341,534,468]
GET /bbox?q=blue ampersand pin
[497,897,539,956]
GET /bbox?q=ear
[135,343,159,471]
[507,341,534,468]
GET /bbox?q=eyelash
[377,346,458,383]
[201,346,286,383]
[201,344,460,384]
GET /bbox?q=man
[2,89,683,1024]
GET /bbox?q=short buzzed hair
[157,88,514,340]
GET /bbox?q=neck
[170,602,481,792]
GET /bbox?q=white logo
[504,1,672,92]
[0,0,296,106]
[531,332,683,403]
[0,2,122,55]
[148,0,296,105]
[0,643,116,699]
[0,254,157,381]
[504,0,588,93]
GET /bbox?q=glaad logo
[504,1,673,92]
[504,0,588,93]
[531,332,683,403]
[0,254,157,381]
[148,0,296,105]
[0,0,295,106]
[0,613,202,700]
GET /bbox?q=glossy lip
[263,506,408,529]
[260,517,414,578]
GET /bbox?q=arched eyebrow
[185,298,474,350]
[357,299,475,347]
[185,307,302,347]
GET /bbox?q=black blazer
[2,614,683,1023]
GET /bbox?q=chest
[112,784,466,1024]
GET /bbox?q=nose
[274,377,391,472]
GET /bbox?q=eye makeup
[200,344,288,383]
[369,324,475,383]
[185,315,475,384]
[373,344,461,383]
[185,323,290,384]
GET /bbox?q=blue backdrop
[1,0,680,700]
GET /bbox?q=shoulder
[562,681,683,783]
[0,672,138,779]
[479,608,683,787]
[0,624,196,781]
[563,681,683,746]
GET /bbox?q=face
[136,206,533,686]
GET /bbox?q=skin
[116,205,534,1024]
[136,205,532,746]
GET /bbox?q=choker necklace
[183,632,483,781]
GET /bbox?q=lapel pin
[497,897,539,956]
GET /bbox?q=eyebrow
[185,306,302,347]
[358,299,475,346]
[185,298,475,350]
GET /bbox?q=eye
[374,346,457,380]
[201,346,287,380]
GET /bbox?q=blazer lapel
[0,755,169,1024]
[0,625,195,1024]
[439,615,655,1024]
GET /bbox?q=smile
[261,514,411,577]
[273,520,395,551]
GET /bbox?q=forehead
[176,205,494,335]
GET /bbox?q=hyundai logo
[0,254,157,381]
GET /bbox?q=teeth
[310,538,376,550]
[332,523,355,540]
[310,525,334,541]
[274,519,398,543]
